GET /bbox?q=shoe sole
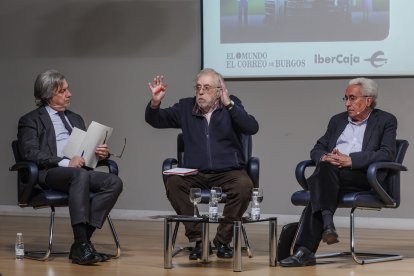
[279,259,316,267]
[322,232,339,245]
[216,254,233,259]
[71,257,100,265]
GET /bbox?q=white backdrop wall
[1,0,413,222]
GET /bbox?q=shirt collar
[45,105,59,115]
[348,111,372,125]
[192,99,222,115]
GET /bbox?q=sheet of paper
[63,121,113,168]
[62,127,86,160]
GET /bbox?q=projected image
[220,0,390,43]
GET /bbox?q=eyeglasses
[109,137,127,158]
[342,95,369,103]
[194,85,221,94]
[103,131,126,158]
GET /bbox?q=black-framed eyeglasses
[103,131,126,159]
[342,95,369,103]
[194,85,221,94]
[109,137,127,159]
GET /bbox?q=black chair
[162,133,260,257]
[290,139,409,264]
[9,140,121,261]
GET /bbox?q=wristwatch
[225,100,234,111]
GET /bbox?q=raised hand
[219,78,231,106]
[148,75,167,107]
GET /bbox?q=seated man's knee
[165,175,184,191]
[318,161,337,171]
[111,175,123,195]
[233,174,254,202]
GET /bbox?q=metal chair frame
[290,139,409,265]
[10,140,121,261]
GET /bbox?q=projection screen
[202,0,414,78]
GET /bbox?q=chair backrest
[385,139,409,207]
[12,140,21,163]
[176,133,252,167]
[395,139,409,164]
[11,140,39,206]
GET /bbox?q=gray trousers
[43,167,123,228]
[165,170,253,244]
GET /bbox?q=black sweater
[145,95,259,172]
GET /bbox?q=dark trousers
[165,170,253,244]
[295,162,370,252]
[43,167,123,229]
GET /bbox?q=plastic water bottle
[251,188,263,220]
[251,201,260,220]
[209,190,219,221]
[15,233,24,260]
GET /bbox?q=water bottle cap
[17,233,22,235]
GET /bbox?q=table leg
[269,218,277,266]
[201,222,209,263]
[233,221,242,272]
[164,218,173,269]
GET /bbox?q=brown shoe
[322,226,339,245]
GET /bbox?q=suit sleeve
[350,113,397,170]
[310,117,336,163]
[17,114,63,169]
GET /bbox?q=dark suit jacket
[17,106,86,183]
[310,109,397,170]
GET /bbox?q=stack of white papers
[163,168,198,176]
[63,121,113,168]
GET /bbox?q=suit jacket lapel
[66,111,84,130]
[38,106,58,155]
[362,110,378,150]
[332,114,349,148]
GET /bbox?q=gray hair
[348,77,378,108]
[34,69,66,107]
[195,68,224,87]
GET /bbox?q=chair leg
[106,215,121,258]
[316,207,403,264]
[348,207,402,264]
[24,206,68,261]
[241,224,253,258]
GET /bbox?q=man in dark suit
[17,69,123,265]
[280,77,397,267]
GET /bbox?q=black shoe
[69,242,110,262]
[213,239,233,259]
[89,242,112,262]
[279,246,316,267]
[69,242,100,265]
[322,225,339,245]
[189,241,213,260]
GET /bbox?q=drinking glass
[189,188,202,217]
